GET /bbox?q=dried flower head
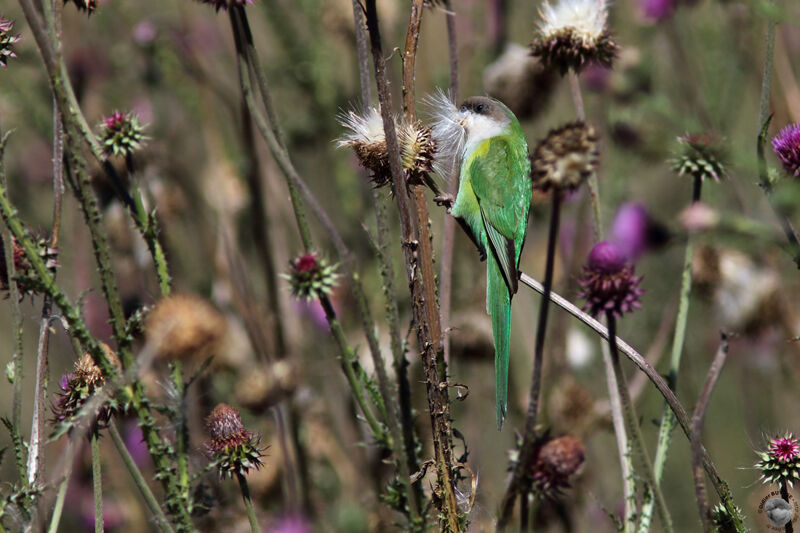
[578,241,643,318]
[0,233,58,301]
[204,403,265,478]
[772,123,800,177]
[145,294,228,361]
[283,253,339,302]
[337,108,438,192]
[756,433,800,487]
[51,345,120,436]
[194,0,254,12]
[530,435,585,499]
[63,0,97,13]
[531,122,599,192]
[671,132,725,182]
[100,110,147,158]
[236,360,298,412]
[531,0,618,74]
[0,17,20,68]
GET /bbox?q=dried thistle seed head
[530,435,585,499]
[531,122,599,192]
[337,108,391,187]
[100,110,147,158]
[671,132,726,182]
[578,241,643,318]
[398,120,439,192]
[145,294,228,362]
[772,123,800,177]
[0,17,20,68]
[532,0,618,74]
[235,361,298,412]
[204,403,266,479]
[756,433,800,487]
[194,0,254,12]
[283,253,339,302]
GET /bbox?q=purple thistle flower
[770,436,800,464]
[640,0,675,21]
[578,241,643,318]
[772,123,800,177]
[204,403,266,479]
[756,433,800,486]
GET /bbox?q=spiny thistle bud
[772,123,800,177]
[710,503,741,533]
[337,108,438,192]
[100,110,147,158]
[145,294,228,362]
[530,435,585,499]
[531,122,599,192]
[283,253,339,302]
[204,403,265,479]
[578,241,643,318]
[0,233,58,301]
[63,0,97,14]
[194,0,254,12]
[51,345,120,436]
[671,132,725,182]
[531,0,618,75]
[756,433,800,487]
[0,17,20,68]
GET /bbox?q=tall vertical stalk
[91,431,103,533]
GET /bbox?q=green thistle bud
[204,403,266,479]
[283,253,339,302]
[710,503,742,533]
[671,132,725,182]
[756,433,800,487]
[0,17,20,68]
[100,110,147,158]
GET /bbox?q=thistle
[530,435,585,499]
[194,0,254,12]
[531,122,599,192]
[337,108,438,192]
[772,123,800,177]
[204,403,265,479]
[710,503,742,533]
[0,233,58,301]
[756,433,800,487]
[145,294,228,362]
[0,17,20,68]
[283,253,339,302]
[578,241,643,318]
[100,110,147,158]
[531,0,618,74]
[63,0,97,13]
[51,347,120,436]
[671,132,726,182]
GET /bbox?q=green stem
[607,315,673,533]
[108,422,174,533]
[171,363,191,511]
[91,431,103,533]
[237,474,260,533]
[47,436,74,533]
[640,176,702,531]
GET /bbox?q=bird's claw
[434,194,455,211]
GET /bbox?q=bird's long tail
[487,254,512,430]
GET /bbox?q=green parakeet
[431,94,532,430]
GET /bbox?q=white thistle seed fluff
[336,107,386,147]
[538,0,609,45]
[424,89,466,180]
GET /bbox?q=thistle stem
[607,314,673,533]
[46,437,74,533]
[108,422,174,533]
[91,431,103,533]
[640,175,702,531]
[568,69,602,241]
[781,481,794,533]
[237,473,260,533]
[498,190,562,530]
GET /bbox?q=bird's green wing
[468,136,530,295]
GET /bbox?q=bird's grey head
[457,96,511,145]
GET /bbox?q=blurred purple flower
[640,0,674,21]
[611,202,668,261]
[772,123,800,176]
[294,299,329,332]
[123,420,149,466]
[133,21,157,46]
[270,515,311,533]
[581,63,611,93]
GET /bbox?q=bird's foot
[434,194,455,212]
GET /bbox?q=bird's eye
[459,105,467,112]
[476,104,486,113]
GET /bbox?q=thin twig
[45,437,74,533]
[568,70,602,241]
[691,332,729,533]
[91,431,103,533]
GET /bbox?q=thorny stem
[439,0,460,365]
[755,17,800,268]
[108,422,174,533]
[517,272,744,527]
[171,363,191,514]
[607,315,673,533]
[238,474,260,533]
[641,175,703,531]
[91,431,103,533]
[364,0,461,530]
[568,70,602,241]
[498,191,562,530]
[691,333,729,533]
